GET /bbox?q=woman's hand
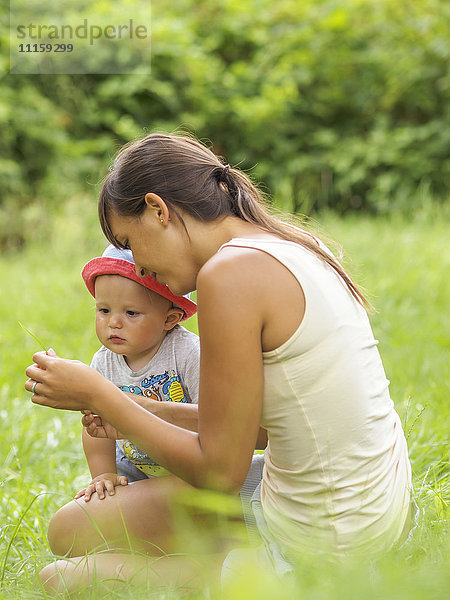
[25,351,111,413]
[74,472,128,502]
[81,411,125,440]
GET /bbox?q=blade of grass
[18,321,47,351]
[0,492,44,588]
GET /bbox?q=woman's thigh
[48,475,244,558]
[48,476,193,557]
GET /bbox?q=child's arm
[82,426,116,476]
[128,394,199,431]
[75,427,127,502]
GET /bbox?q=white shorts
[232,453,295,579]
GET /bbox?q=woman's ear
[144,193,170,225]
[164,307,185,331]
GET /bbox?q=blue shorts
[116,444,149,481]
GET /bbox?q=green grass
[0,206,448,598]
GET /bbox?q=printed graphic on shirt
[119,385,143,396]
[117,440,170,477]
[120,369,188,403]
[117,369,187,477]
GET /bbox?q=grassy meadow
[0,204,448,598]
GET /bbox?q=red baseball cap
[81,245,197,321]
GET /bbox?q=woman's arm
[86,249,263,490]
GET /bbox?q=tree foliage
[0,0,448,246]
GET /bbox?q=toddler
[76,245,198,501]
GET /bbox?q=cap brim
[81,257,197,320]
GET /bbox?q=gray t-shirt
[90,325,200,476]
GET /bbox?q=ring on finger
[31,381,38,394]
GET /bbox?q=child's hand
[81,411,124,440]
[74,473,128,502]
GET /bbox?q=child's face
[94,275,176,369]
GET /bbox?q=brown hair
[99,132,370,308]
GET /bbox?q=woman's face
[107,207,197,296]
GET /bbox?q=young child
[75,244,199,502]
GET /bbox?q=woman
[26,133,412,593]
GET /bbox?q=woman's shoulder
[197,243,274,300]
[197,236,306,352]
[196,239,302,329]
[201,236,281,275]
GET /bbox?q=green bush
[0,0,448,247]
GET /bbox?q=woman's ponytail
[99,132,371,309]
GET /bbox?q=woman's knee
[47,500,88,556]
[39,559,75,594]
[47,490,151,557]
[46,479,182,557]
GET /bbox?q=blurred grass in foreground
[0,204,448,598]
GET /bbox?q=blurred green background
[1,0,449,251]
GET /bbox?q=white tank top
[221,237,411,555]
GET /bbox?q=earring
[160,217,164,224]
